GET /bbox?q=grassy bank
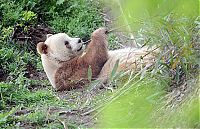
[0,0,103,128]
[0,0,199,128]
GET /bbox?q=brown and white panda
[37,28,155,91]
[37,28,109,90]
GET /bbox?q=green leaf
[0,106,18,124]
[56,0,65,5]
[109,59,120,80]
[87,65,92,82]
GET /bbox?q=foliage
[97,73,199,128]
[0,0,103,128]
[98,0,200,128]
[97,76,168,128]
[0,0,102,36]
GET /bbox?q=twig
[107,24,133,33]
[58,119,68,129]
[103,17,111,22]
[116,41,126,48]
[10,26,17,42]
[17,36,31,39]
[81,105,103,116]
[58,110,79,115]
[141,38,151,48]
[99,12,107,16]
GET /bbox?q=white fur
[98,47,156,81]
[41,55,58,88]
[45,33,84,61]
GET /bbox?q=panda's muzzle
[77,46,83,52]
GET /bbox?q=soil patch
[12,24,53,52]
[0,66,8,82]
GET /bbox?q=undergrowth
[97,0,199,128]
[0,0,103,128]
[0,0,199,128]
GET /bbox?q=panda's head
[37,33,85,61]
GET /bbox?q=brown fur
[54,28,108,90]
[37,42,48,54]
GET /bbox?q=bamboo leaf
[140,68,147,80]
[109,59,120,80]
[87,65,92,82]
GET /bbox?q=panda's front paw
[92,27,108,37]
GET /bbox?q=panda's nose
[78,39,82,43]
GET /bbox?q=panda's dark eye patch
[64,41,69,45]
[64,41,71,49]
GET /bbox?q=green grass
[97,73,199,128]
[97,76,168,128]
[0,0,199,128]
[0,0,104,128]
[96,0,199,128]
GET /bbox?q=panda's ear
[46,34,53,39]
[37,42,48,55]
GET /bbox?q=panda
[37,28,155,90]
